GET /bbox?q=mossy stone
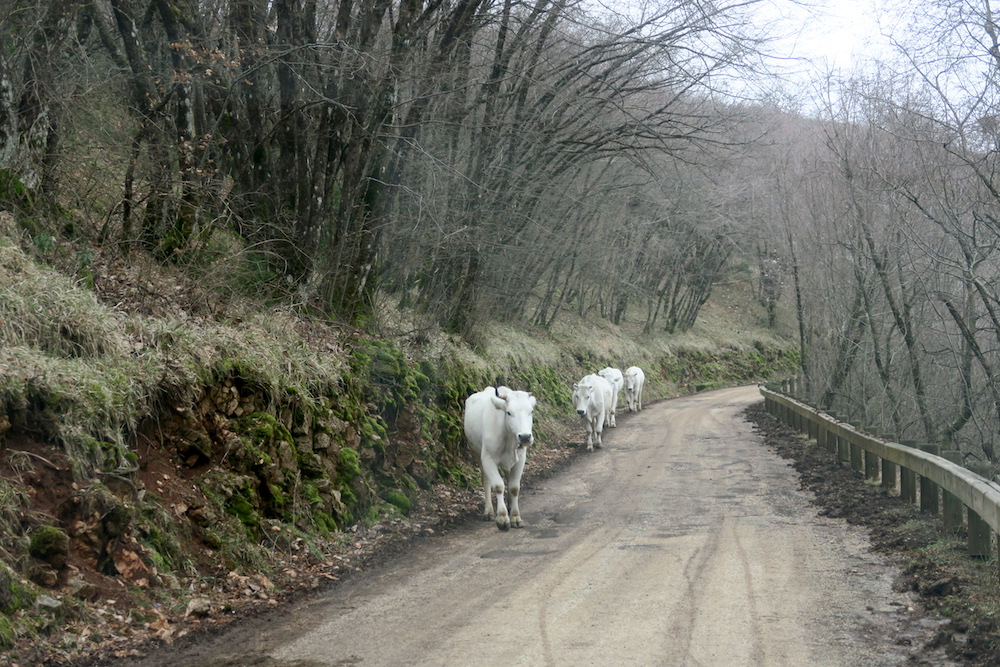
[29,525,70,569]
[384,491,411,515]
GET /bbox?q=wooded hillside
[1,0,774,338]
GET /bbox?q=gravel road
[126,385,947,666]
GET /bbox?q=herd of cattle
[462,366,646,530]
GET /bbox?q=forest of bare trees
[766,1,1000,468]
[0,0,773,338]
[7,0,1000,467]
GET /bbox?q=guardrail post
[941,451,964,533]
[880,434,896,492]
[918,443,941,514]
[864,448,880,482]
[825,411,838,455]
[900,440,917,504]
[967,462,993,559]
[848,422,864,473]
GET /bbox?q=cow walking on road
[572,374,612,452]
[464,386,536,530]
[624,366,645,412]
[598,367,624,426]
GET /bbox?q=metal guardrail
[759,385,1000,559]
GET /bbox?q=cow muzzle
[576,409,585,416]
[518,433,533,445]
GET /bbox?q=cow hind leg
[480,470,495,521]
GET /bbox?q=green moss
[267,483,288,508]
[0,169,30,204]
[237,411,293,448]
[338,448,361,481]
[313,511,338,534]
[227,492,259,528]
[350,338,430,421]
[383,490,411,515]
[0,614,15,649]
[28,525,69,562]
[140,523,181,572]
[0,564,35,615]
[302,484,321,504]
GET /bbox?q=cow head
[571,381,593,416]
[491,386,536,446]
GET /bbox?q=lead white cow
[464,386,536,531]
[624,366,645,412]
[597,367,624,426]
[572,373,612,452]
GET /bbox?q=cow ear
[529,395,537,409]
[572,383,579,389]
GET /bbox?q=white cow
[572,373,612,452]
[624,366,645,412]
[464,386,536,531]
[597,367,624,427]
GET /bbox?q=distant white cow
[624,366,645,412]
[597,367,624,427]
[464,386,536,531]
[572,373,612,452]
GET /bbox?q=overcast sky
[769,0,897,74]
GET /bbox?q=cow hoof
[511,519,524,529]
[482,514,494,522]
[496,521,510,531]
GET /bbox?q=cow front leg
[593,413,604,449]
[508,456,526,528]
[480,456,510,531]
[585,419,595,452]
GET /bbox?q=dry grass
[0,235,347,477]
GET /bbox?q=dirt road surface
[122,385,949,666]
